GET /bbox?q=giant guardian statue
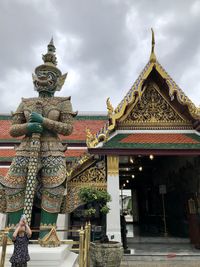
[0,39,76,243]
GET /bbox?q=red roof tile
[0,149,16,157]
[0,148,86,160]
[121,134,199,144]
[64,149,87,157]
[0,120,12,139]
[62,120,105,141]
[0,168,9,177]
[0,120,105,141]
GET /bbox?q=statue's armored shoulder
[54,97,77,116]
[55,96,71,100]
[22,97,38,102]
[21,97,38,107]
[53,96,71,103]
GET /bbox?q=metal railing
[0,228,8,267]
[0,222,91,267]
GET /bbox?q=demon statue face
[32,38,67,95]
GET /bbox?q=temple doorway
[119,155,200,238]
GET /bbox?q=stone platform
[1,244,78,267]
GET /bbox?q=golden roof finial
[106,97,114,117]
[150,28,156,63]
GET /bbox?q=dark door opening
[30,205,41,239]
[30,197,41,240]
[120,155,200,238]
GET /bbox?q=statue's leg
[5,188,25,238]
[8,209,23,228]
[2,156,28,238]
[39,186,65,239]
[0,184,22,239]
[39,156,66,239]
[39,209,58,239]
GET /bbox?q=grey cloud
[0,0,200,113]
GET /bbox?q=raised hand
[29,112,44,124]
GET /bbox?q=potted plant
[78,187,110,230]
[78,187,123,267]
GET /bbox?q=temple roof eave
[88,130,200,156]
[88,147,200,156]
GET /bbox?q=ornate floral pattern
[41,186,65,213]
[64,160,106,213]
[118,82,190,128]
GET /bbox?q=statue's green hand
[27,122,43,134]
[29,112,44,123]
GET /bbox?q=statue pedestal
[2,244,78,267]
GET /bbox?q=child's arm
[13,225,21,240]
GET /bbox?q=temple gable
[86,30,200,148]
[117,82,191,129]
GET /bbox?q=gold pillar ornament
[107,155,119,176]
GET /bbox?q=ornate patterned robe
[0,96,75,214]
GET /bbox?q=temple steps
[121,237,200,266]
[127,237,190,244]
[121,261,200,267]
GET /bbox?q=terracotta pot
[90,241,123,267]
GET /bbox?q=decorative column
[107,155,121,242]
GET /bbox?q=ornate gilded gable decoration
[66,153,92,178]
[64,159,106,213]
[118,82,190,129]
[87,29,200,148]
[156,61,200,120]
[107,30,200,130]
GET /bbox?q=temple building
[1,31,200,245]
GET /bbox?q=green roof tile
[103,133,200,149]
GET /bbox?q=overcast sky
[0,0,200,114]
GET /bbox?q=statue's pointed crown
[42,37,57,66]
[35,38,61,76]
